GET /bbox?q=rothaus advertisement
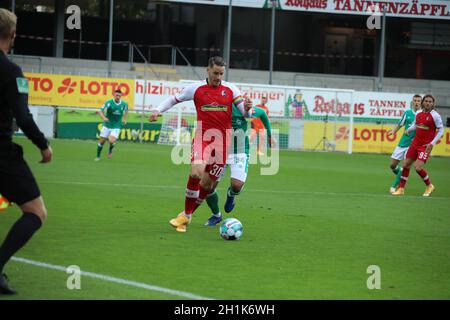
[162,0,450,20]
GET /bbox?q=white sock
[213,212,222,218]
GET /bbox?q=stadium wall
[16,56,450,110]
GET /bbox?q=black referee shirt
[0,50,48,150]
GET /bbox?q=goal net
[157,106,196,146]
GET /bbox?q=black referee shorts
[0,143,41,206]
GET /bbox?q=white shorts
[100,127,121,139]
[218,153,249,183]
[391,146,409,161]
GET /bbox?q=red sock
[184,176,200,215]
[398,167,410,188]
[416,169,431,186]
[192,187,210,214]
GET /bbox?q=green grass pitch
[1,137,449,300]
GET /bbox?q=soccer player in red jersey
[149,56,253,232]
[393,95,444,197]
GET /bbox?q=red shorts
[191,134,228,181]
[252,125,265,132]
[405,144,430,163]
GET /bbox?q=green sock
[228,186,241,196]
[391,165,400,175]
[391,168,402,188]
[206,191,221,216]
[108,143,115,154]
[96,143,104,157]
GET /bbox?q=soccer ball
[220,218,243,240]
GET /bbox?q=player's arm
[149,83,196,122]
[149,96,177,122]
[254,107,276,148]
[388,113,406,136]
[6,66,52,163]
[254,107,272,135]
[405,122,416,136]
[100,104,109,122]
[231,86,253,118]
[387,124,402,136]
[426,112,444,153]
[122,103,129,125]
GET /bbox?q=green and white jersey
[101,99,128,129]
[232,105,272,154]
[397,108,417,148]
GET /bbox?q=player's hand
[149,110,161,122]
[387,129,395,136]
[103,118,110,122]
[404,129,411,136]
[244,97,253,112]
[425,143,433,154]
[122,120,127,126]
[40,146,53,164]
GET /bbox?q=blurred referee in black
[0,8,52,295]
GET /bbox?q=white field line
[41,180,450,200]
[11,257,214,300]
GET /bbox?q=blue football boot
[204,214,223,226]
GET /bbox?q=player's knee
[190,172,201,179]
[34,201,47,222]
[232,185,242,194]
[23,206,47,223]
[34,207,47,223]
[190,167,203,179]
[402,159,412,169]
[231,181,244,193]
[200,180,214,192]
[21,197,47,223]
[208,185,217,196]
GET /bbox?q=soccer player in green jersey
[95,90,128,161]
[204,105,275,226]
[387,94,422,193]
